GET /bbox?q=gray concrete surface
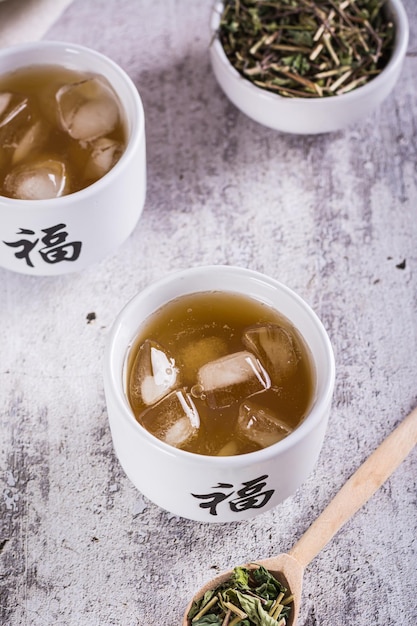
[1,1,416,624]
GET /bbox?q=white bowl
[0,41,146,275]
[103,265,335,522]
[209,0,409,134]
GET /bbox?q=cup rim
[104,265,336,466]
[209,0,409,106]
[0,40,145,208]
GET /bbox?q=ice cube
[0,93,39,159]
[238,397,293,448]
[243,324,299,386]
[140,389,200,448]
[216,440,239,456]
[177,335,228,382]
[0,92,11,117]
[0,92,28,128]
[4,159,68,200]
[197,350,271,409]
[56,77,121,141]
[129,340,179,409]
[84,137,124,180]
[12,121,45,164]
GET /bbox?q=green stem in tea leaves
[191,595,219,621]
[216,0,395,98]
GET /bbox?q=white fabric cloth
[0,0,73,47]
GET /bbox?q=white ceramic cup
[209,0,409,134]
[0,41,146,275]
[104,266,335,522]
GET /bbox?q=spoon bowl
[183,554,302,626]
[183,405,417,625]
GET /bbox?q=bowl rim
[209,0,409,105]
[0,40,145,208]
[104,265,336,468]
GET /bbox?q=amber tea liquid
[0,64,127,199]
[127,291,315,456]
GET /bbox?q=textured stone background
[1,1,416,625]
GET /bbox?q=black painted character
[192,482,235,516]
[3,228,39,267]
[38,224,81,264]
[229,475,274,512]
[192,475,274,516]
[3,223,82,267]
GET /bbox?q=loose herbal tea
[217,0,395,98]
[127,291,315,456]
[0,65,127,199]
[187,565,294,625]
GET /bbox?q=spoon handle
[288,405,417,569]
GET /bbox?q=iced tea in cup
[104,266,335,523]
[0,41,146,275]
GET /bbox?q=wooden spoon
[182,406,417,625]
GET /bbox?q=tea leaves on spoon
[217,0,395,97]
[188,565,293,625]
